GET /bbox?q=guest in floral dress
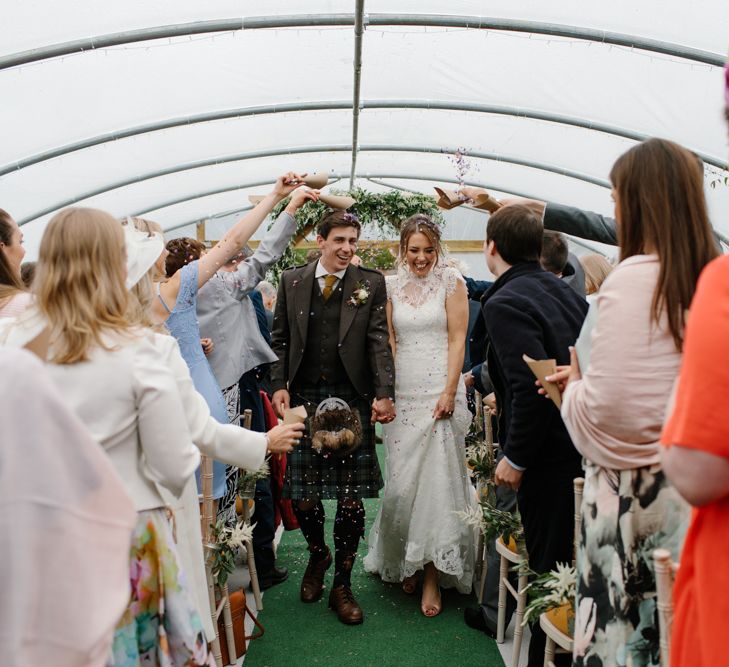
[551,139,717,666]
[0,208,215,666]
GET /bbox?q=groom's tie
[322,274,338,301]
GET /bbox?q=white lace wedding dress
[363,264,477,593]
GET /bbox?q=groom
[271,209,395,625]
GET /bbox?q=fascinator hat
[122,219,164,289]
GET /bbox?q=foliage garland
[267,187,444,284]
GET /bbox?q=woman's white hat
[122,220,163,289]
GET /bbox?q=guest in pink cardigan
[543,139,717,667]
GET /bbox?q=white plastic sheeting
[1,1,727,258]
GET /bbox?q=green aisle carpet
[246,446,504,667]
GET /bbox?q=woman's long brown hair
[0,209,24,305]
[611,138,718,351]
[398,214,444,263]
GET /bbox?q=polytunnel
[3,3,729,667]
[2,0,728,269]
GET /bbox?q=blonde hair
[36,207,133,364]
[580,253,613,295]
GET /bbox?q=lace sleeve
[444,266,465,298]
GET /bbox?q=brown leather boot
[328,585,364,625]
[300,546,332,603]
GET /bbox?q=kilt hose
[283,381,383,502]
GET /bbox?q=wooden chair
[239,409,263,612]
[201,408,264,664]
[495,535,529,667]
[541,606,573,667]
[541,477,584,667]
[653,548,678,667]
[472,390,488,599]
[201,455,236,665]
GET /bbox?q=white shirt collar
[315,260,347,280]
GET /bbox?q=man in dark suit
[499,197,618,245]
[476,205,587,666]
[270,210,396,625]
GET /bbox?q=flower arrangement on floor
[208,519,256,587]
[522,562,577,635]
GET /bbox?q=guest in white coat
[0,207,215,666]
[124,221,304,640]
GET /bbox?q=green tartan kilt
[283,382,383,501]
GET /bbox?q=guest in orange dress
[661,253,729,667]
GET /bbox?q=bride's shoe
[402,574,419,595]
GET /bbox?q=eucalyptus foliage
[267,187,444,284]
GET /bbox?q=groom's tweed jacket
[271,261,395,400]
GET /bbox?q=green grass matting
[245,445,504,667]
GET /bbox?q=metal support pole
[350,1,366,189]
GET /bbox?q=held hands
[284,187,320,216]
[494,457,524,492]
[535,347,582,399]
[266,422,305,454]
[433,390,456,420]
[463,371,475,389]
[271,172,308,200]
[371,397,396,424]
[272,389,291,419]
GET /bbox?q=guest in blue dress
[157,259,230,498]
[148,172,313,502]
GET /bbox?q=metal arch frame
[1,13,723,70]
[161,172,545,231]
[161,173,610,256]
[142,178,338,224]
[365,178,609,256]
[17,143,610,225]
[3,100,725,177]
[128,178,279,217]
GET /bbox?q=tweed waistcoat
[295,279,348,387]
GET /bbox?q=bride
[364,214,477,616]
